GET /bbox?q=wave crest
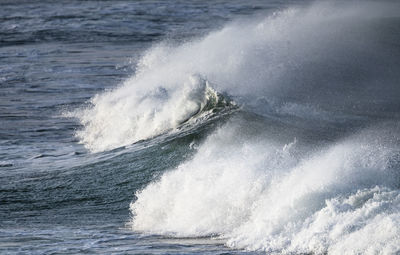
[72,75,233,152]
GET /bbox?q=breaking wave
[130,122,400,254]
[71,75,234,152]
[124,1,400,254]
[67,0,400,253]
[71,0,400,153]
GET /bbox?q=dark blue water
[1,1,400,254]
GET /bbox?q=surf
[124,1,400,254]
[70,74,234,152]
[130,119,400,254]
[63,1,400,253]
[70,1,400,153]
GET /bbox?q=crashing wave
[130,122,400,254]
[71,75,234,152]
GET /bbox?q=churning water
[1,0,400,254]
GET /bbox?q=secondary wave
[130,121,400,254]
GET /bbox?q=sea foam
[72,75,230,152]
[72,1,400,152]
[123,1,400,253]
[130,122,400,254]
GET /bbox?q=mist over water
[2,0,400,254]
[74,1,400,152]
[122,1,400,254]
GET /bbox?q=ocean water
[1,0,400,254]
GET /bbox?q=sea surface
[1,0,400,254]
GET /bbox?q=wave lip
[72,74,234,152]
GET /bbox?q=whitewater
[66,1,400,254]
[2,0,400,254]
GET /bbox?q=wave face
[69,0,400,253]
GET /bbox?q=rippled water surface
[1,0,400,254]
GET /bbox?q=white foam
[124,2,400,253]
[130,123,400,254]
[71,75,224,152]
[71,1,400,152]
